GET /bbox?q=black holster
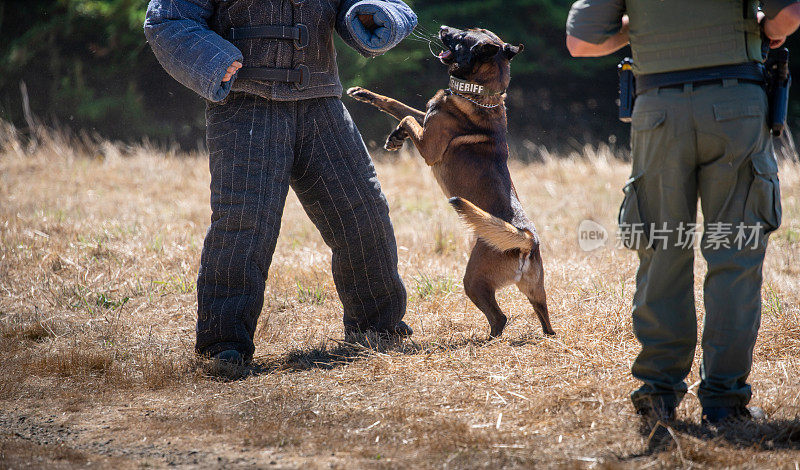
[764,47,791,137]
[618,58,635,123]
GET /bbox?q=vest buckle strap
[294,24,309,50]
[228,24,309,50]
[236,64,310,91]
[294,64,310,90]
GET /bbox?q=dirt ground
[1,127,799,469]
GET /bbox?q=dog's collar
[447,76,505,109]
[447,89,504,109]
[448,76,503,96]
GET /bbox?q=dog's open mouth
[438,49,453,63]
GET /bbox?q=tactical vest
[627,0,762,75]
[211,0,343,101]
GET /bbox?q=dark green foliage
[1,0,797,153]
[1,0,204,146]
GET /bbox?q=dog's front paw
[384,127,408,151]
[347,87,373,104]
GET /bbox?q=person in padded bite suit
[144,0,417,368]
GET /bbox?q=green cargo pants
[619,80,782,411]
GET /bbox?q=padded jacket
[144,0,416,101]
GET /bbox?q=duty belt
[635,62,765,95]
[227,24,310,90]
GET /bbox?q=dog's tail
[449,197,537,252]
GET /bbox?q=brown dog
[347,26,554,338]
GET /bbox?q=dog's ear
[471,42,501,61]
[503,43,524,60]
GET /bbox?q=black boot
[387,320,413,337]
[634,399,676,452]
[702,406,765,426]
[205,349,249,379]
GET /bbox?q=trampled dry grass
[1,123,799,468]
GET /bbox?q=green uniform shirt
[567,0,798,45]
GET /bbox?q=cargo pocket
[632,110,666,132]
[743,153,782,245]
[713,100,763,122]
[630,110,667,173]
[618,175,650,251]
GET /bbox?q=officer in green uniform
[566,1,800,425]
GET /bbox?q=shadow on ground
[676,417,800,450]
[618,416,800,462]
[204,331,551,380]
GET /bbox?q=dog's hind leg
[465,278,507,338]
[463,243,510,337]
[516,249,555,336]
[522,286,554,336]
[347,87,425,123]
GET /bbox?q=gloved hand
[348,3,393,50]
[339,0,416,57]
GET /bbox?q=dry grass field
[1,122,799,469]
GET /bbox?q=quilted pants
[195,93,407,359]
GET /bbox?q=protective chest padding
[627,0,763,75]
[210,0,342,100]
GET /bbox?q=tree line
[2,0,797,157]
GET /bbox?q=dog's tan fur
[348,26,554,337]
[450,197,535,252]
